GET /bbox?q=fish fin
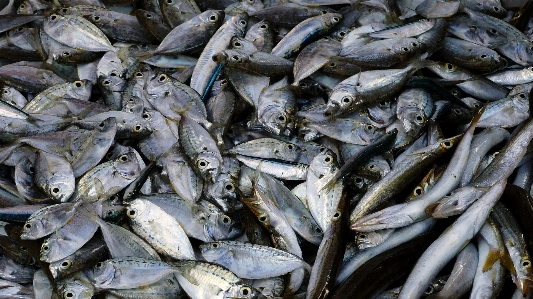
[500,246,517,275]
[482,248,501,272]
[425,202,439,215]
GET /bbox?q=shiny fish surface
[0,1,531,299]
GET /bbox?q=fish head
[199,242,231,262]
[96,117,117,135]
[69,80,93,100]
[515,41,533,66]
[327,86,358,117]
[206,210,243,240]
[123,118,153,139]
[58,277,94,299]
[195,152,221,183]
[126,199,147,221]
[114,152,141,181]
[48,177,75,203]
[258,106,290,136]
[309,149,338,177]
[398,108,427,132]
[87,261,116,288]
[49,257,74,280]
[206,173,238,201]
[98,76,125,96]
[20,219,45,240]
[145,73,172,96]
[198,10,224,27]
[471,26,507,48]
[322,13,343,28]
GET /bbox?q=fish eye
[233,41,242,47]
[110,72,118,77]
[74,81,82,88]
[260,23,268,29]
[102,79,111,86]
[166,0,172,3]
[333,211,341,218]
[60,260,72,269]
[212,243,219,248]
[51,187,61,195]
[402,47,409,52]
[197,160,209,169]
[240,286,252,296]
[277,115,286,122]
[324,155,332,163]
[209,14,218,22]
[414,187,423,195]
[119,154,129,162]
[158,74,167,82]
[61,8,68,13]
[24,223,32,229]
[518,93,526,98]
[341,96,353,104]
[135,72,143,77]
[480,54,488,59]
[332,17,340,23]
[366,124,373,130]
[493,6,500,12]
[355,177,363,183]
[2,89,8,94]
[287,144,294,150]
[93,16,100,21]
[231,55,241,62]
[145,13,153,18]
[415,114,424,122]
[338,31,346,37]
[445,63,455,70]
[410,42,418,47]
[329,62,336,67]
[489,28,497,34]
[16,27,24,32]
[225,184,234,191]
[133,124,142,132]
[142,112,150,119]
[259,215,268,222]
[65,291,74,298]
[424,285,435,295]
[315,227,322,233]
[441,141,452,148]
[359,234,366,239]
[50,14,57,21]
[239,20,247,26]
[127,208,137,218]
[222,215,231,224]
[95,262,104,268]
[522,260,531,268]
[98,121,106,128]
[42,244,49,251]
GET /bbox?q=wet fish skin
[397,179,506,299]
[271,13,342,59]
[190,13,247,97]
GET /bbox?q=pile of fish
[1,0,533,297]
